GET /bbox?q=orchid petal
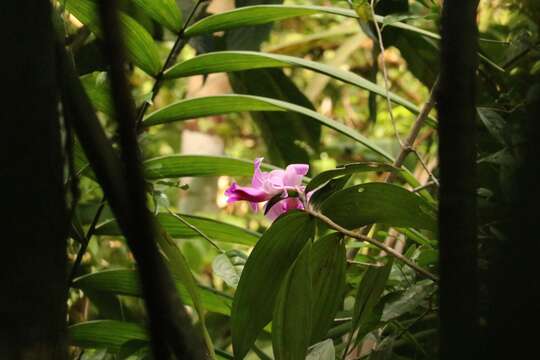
[251,157,267,189]
[265,197,304,221]
[283,163,309,186]
[225,182,271,203]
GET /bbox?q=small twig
[305,207,438,282]
[167,208,223,252]
[369,0,403,148]
[135,0,207,129]
[412,181,436,193]
[386,78,439,183]
[67,198,106,286]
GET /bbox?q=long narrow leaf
[73,269,233,315]
[164,51,434,124]
[144,95,394,161]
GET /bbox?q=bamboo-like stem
[304,207,438,282]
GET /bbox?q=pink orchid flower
[224,157,309,220]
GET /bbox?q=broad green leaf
[143,154,278,179]
[95,212,260,246]
[306,162,399,193]
[477,107,507,145]
[73,269,232,315]
[381,280,435,322]
[229,68,320,167]
[231,211,316,360]
[320,183,437,231]
[212,250,247,288]
[352,260,393,343]
[272,242,313,360]
[69,320,148,351]
[143,95,394,161]
[311,233,347,344]
[164,51,433,124]
[157,228,215,358]
[309,175,352,209]
[306,339,336,360]
[65,0,161,75]
[132,0,182,33]
[80,72,113,116]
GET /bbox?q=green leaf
[320,183,437,231]
[381,280,435,322]
[156,229,215,358]
[80,72,113,116]
[143,95,394,161]
[272,242,313,360]
[310,233,347,344]
[352,260,393,342]
[212,250,247,288]
[132,0,182,33]
[306,339,336,360]
[65,0,162,75]
[477,107,507,145]
[231,211,316,360]
[69,320,148,351]
[143,154,278,179]
[229,68,320,167]
[306,162,400,193]
[164,51,433,124]
[183,5,438,40]
[73,269,233,316]
[95,212,260,246]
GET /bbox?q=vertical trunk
[0,1,68,359]
[437,0,479,358]
[487,72,540,358]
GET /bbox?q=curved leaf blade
[65,0,162,75]
[73,269,233,315]
[132,0,182,33]
[310,233,347,344]
[143,154,278,179]
[95,212,260,246]
[164,51,432,124]
[69,320,148,351]
[231,211,316,360]
[183,5,438,41]
[143,95,394,161]
[306,162,400,193]
[272,242,313,360]
[320,183,437,231]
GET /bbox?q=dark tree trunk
[0,1,68,359]
[486,69,540,358]
[437,0,480,358]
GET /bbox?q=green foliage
[59,0,537,358]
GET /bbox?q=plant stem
[305,208,438,282]
[167,208,223,252]
[135,0,207,130]
[386,78,440,183]
[67,199,106,286]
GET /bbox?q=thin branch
[135,0,207,129]
[412,181,436,193]
[304,207,438,282]
[67,199,106,286]
[386,78,439,181]
[166,208,223,252]
[369,0,403,147]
